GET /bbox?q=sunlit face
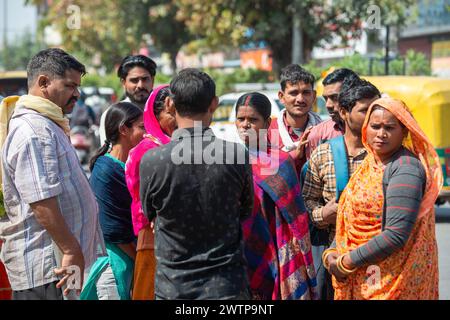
[235,105,270,146]
[279,81,316,118]
[44,69,81,114]
[340,97,378,137]
[323,82,342,123]
[122,66,154,107]
[126,116,145,148]
[366,107,407,161]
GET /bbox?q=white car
[211,91,285,143]
[211,91,330,143]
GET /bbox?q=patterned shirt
[0,106,105,291]
[302,141,367,241]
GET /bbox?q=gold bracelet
[336,254,357,275]
[322,248,337,270]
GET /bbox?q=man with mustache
[268,64,322,173]
[305,68,360,159]
[99,55,156,144]
[0,48,105,300]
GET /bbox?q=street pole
[385,25,390,75]
[292,9,303,64]
[2,0,8,70]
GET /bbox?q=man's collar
[171,126,214,141]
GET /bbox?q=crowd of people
[0,48,443,300]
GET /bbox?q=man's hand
[291,126,312,160]
[322,200,338,225]
[54,246,85,296]
[31,197,85,296]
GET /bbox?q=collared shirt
[305,119,344,159]
[0,106,105,291]
[267,110,322,173]
[302,141,367,242]
[140,127,253,299]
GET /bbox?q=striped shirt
[302,141,367,243]
[0,105,105,291]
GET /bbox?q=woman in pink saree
[125,85,176,299]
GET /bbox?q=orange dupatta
[333,98,443,300]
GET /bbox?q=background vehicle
[0,71,27,96]
[211,87,330,143]
[316,75,450,204]
[211,90,285,143]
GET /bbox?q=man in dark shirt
[139,68,253,300]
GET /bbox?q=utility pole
[385,25,390,75]
[2,0,8,70]
[292,11,303,65]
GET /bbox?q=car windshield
[213,99,235,122]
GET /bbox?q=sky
[0,0,38,48]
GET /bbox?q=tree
[176,0,416,74]
[147,1,194,73]
[0,30,43,70]
[27,0,193,74]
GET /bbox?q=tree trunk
[292,11,303,64]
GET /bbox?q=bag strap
[329,135,349,201]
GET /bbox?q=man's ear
[338,107,347,121]
[37,75,50,90]
[120,78,126,87]
[208,96,219,114]
[278,90,284,102]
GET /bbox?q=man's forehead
[286,81,313,90]
[126,67,152,78]
[323,82,341,94]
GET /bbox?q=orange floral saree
[333,98,443,300]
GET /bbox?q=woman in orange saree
[323,97,442,300]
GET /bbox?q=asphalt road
[436,203,450,300]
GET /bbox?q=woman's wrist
[342,253,355,270]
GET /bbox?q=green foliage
[0,30,43,71]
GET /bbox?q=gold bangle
[336,254,357,275]
[322,248,337,270]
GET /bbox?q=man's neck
[343,128,364,156]
[176,114,211,129]
[285,110,308,131]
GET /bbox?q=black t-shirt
[140,127,253,299]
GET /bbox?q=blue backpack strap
[328,135,349,201]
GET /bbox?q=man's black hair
[117,55,157,80]
[27,48,86,88]
[169,68,216,117]
[338,79,381,112]
[322,68,360,86]
[279,64,315,91]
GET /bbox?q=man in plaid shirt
[302,78,380,300]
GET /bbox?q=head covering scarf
[125,85,170,235]
[242,148,317,300]
[333,97,442,300]
[362,97,443,220]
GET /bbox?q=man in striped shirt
[0,49,104,300]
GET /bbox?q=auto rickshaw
[316,75,450,204]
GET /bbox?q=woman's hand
[327,253,348,282]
